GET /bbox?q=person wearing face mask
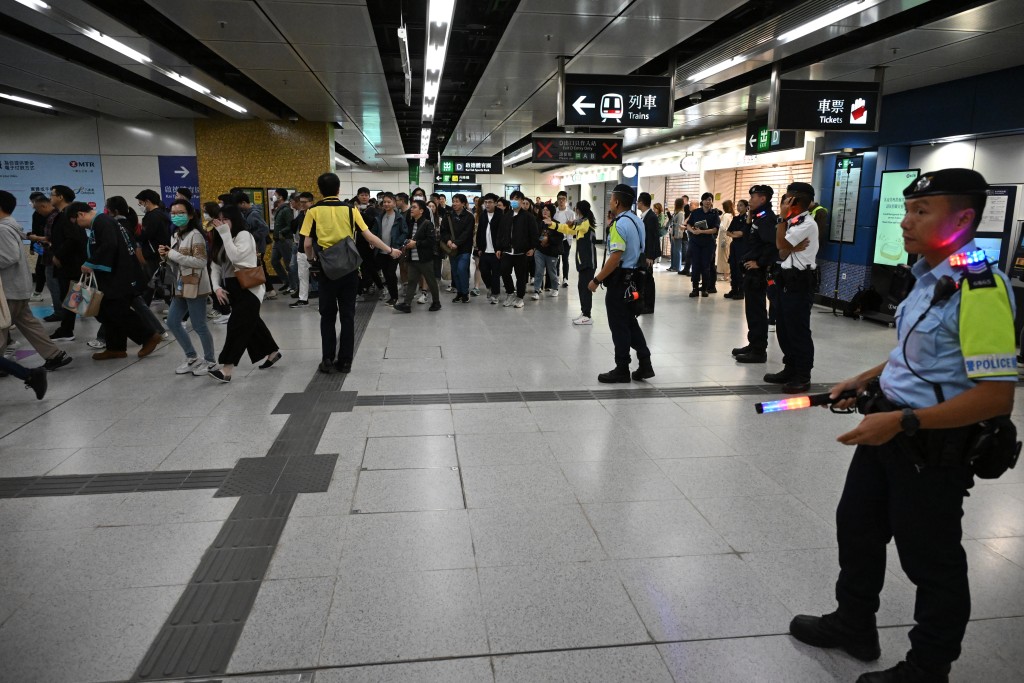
[497,191,538,308]
[159,200,216,376]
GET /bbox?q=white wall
[0,116,196,205]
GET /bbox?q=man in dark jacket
[497,192,538,308]
[446,193,475,303]
[44,194,86,342]
[369,192,408,306]
[637,192,660,314]
[135,189,171,304]
[70,203,161,361]
[732,186,779,364]
[475,193,503,303]
[685,192,722,297]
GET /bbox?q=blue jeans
[533,252,559,291]
[44,264,61,309]
[167,296,216,363]
[670,238,683,273]
[452,252,471,295]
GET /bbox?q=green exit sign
[757,128,770,152]
[441,160,454,173]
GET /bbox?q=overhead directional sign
[439,156,500,174]
[770,79,882,132]
[744,117,804,156]
[434,172,476,183]
[559,74,673,129]
[531,134,623,164]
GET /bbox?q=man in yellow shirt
[301,172,399,374]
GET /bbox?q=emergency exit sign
[744,117,803,156]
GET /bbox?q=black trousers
[54,276,77,334]
[837,440,973,673]
[728,247,744,292]
[317,269,359,363]
[219,278,279,366]
[689,243,715,291]
[479,252,501,296]
[578,267,595,317]
[500,253,528,298]
[97,296,152,352]
[641,268,655,314]
[777,286,814,375]
[605,279,650,367]
[357,239,382,292]
[561,241,571,278]
[744,273,769,352]
[376,252,399,301]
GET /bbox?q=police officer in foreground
[789,169,1018,683]
[732,185,778,364]
[588,184,654,383]
[765,182,818,393]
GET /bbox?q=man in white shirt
[553,191,575,287]
[764,182,818,393]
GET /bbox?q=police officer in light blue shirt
[588,184,654,383]
[789,169,1018,683]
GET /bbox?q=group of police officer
[591,168,1017,682]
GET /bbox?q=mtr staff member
[588,184,655,384]
[732,185,778,365]
[790,169,1018,683]
[764,182,818,394]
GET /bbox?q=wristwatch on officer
[592,276,602,286]
[900,408,920,436]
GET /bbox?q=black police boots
[732,345,751,356]
[631,360,655,381]
[735,351,767,364]
[856,660,948,683]
[764,367,795,384]
[783,376,811,393]
[689,289,700,298]
[598,365,632,383]
[789,612,881,662]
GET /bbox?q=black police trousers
[743,271,769,352]
[777,286,814,375]
[836,439,973,673]
[605,279,650,368]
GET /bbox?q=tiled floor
[2,268,1024,682]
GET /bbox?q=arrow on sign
[174,166,189,178]
[572,95,595,117]
[749,135,757,148]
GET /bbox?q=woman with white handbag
[159,200,217,377]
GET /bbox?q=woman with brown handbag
[160,200,217,377]
[208,203,281,383]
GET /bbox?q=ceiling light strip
[779,1,869,43]
[0,92,53,109]
[11,0,248,115]
[420,0,456,164]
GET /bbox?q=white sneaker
[769,324,777,332]
[266,289,278,299]
[417,292,427,305]
[30,292,44,302]
[530,292,540,301]
[192,361,214,377]
[214,314,231,324]
[87,339,106,349]
[572,315,593,325]
[207,310,220,320]
[161,332,170,340]
[549,289,559,297]
[513,297,524,308]
[502,294,515,307]
[562,279,569,287]
[175,358,201,375]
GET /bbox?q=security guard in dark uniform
[732,185,778,364]
[789,169,1019,683]
[588,184,654,383]
[765,182,819,393]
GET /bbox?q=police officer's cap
[749,184,774,198]
[903,168,988,199]
[786,182,815,200]
[611,183,636,203]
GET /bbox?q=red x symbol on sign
[535,141,554,159]
[601,142,619,159]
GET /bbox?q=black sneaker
[289,299,308,308]
[25,367,47,400]
[681,270,691,276]
[732,345,751,356]
[689,290,700,298]
[394,303,412,313]
[735,352,768,364]
[385,298,397,307]
[783,376,811,394]
[631,363,655,381]
[43,313,62,322]
[318,360,336,374]
[291,291,300,299]
[428,302,442,312]
[598,366,632,383]
[208,368,231,383]
[452,295,463,303]
[856,660,945,683]
[707,287,717,294]
[49,330,75,342]
[335,360,352,373]
[43,351,72,371]
[701,290,709,297]
[764,368,795,384]
[789,612,881,662]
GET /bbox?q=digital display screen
[974,237,1003,265]
[873,170,919,266]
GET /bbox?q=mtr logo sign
[68,160,96,168]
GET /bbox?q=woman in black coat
[394,199,440,313]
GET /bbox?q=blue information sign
[158,156,200,209]
[0,154,104,227]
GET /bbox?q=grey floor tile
[691,494,837,552]
[560,460,685,503]
[0,585,181,683]
[979,537,1024,568]
[455,432,554,467]
[461,464,577,508]
[479,562,649,653]
[46,444,177,475]
[338,510,475,574]
[319,568,488,666]
[353,468,464,513]
[363,434,457,470]
[583,499,733,559]
[0,493,128,533]
[964,540,1024,619]
[368,409,454,437]
[658,636,863,683]
[452,406,538,434]
[0,419,111,449]
[469,504,606,567]
[267,515,346,579]
[228,576,337,673]
[965,617,1024,676]
[639,425,737,458]
[530,402,613,432]
[963,488,1024,539]
[741,548,917,627]
[0,446,77,478]
[0,590,30,628]
[158,439,267,470]
[377,371,449,392]
[101,490,237,527]
[493,645,673,682]
[616,555,794,641]
[317,658,495,682]
[742,450,855,495]
[290,456,362,517]
[86,416,204,448]
[657,457,787,498]
[545,429,651,463]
